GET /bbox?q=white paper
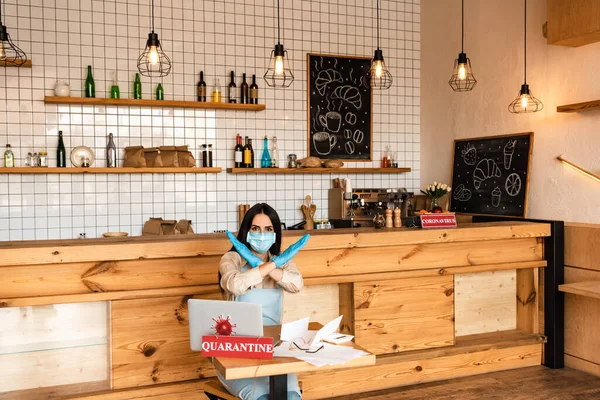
[280,317,310,342]
[273,341,368,367]
[311,315,342,346]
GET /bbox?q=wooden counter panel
[111,294,220,389]
[354,276,454,355]
[0,222,550,267]
[296,238,542,278]
[565,223,600,272]
[0,257,218,299]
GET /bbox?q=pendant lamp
[368,0,392,90]
[264,0,294,88]
[448,0,476,92]
[137,0,171,78]
[0,0,27,67]
[509,0,543,113]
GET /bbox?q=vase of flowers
[421,182,451,213]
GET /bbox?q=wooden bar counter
[0,222,551,399]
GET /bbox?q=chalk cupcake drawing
[473,159,502,190]
[503,140,517,169]
[461,143,477,165]
[505,173,522,196]
[491,186,502,207]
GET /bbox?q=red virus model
[211,314,237,336]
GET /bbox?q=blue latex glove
[226,231,263,268]
[272,234,310,268]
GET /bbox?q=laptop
[188,299,264,351]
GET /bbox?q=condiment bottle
[107,133,117,168]
[201,144,208,167]
[207,144,214,167]
[393,207,401,227]
[381,146,389,168]
[4,144,14,168]
[271,136,279,168]
[385,208,393,228]
[25,152,32,167]
[38,151,48,167]
[212,79,221,102]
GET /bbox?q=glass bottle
[107,133,117,168]
[31,152,39,167]
[207,144,213,167]
[25,152,32,167]
[271,136,279,168]
[240,73,249,104]
[261,136,271,168]
[212,79,221,102]
[156,83,164,100]
[201,144,208,167]
[381,145,389,168]
[234,134,243,168]
[243,136,252,168]
[3,144,14,168]
[197,71,207,102]
[133,73,142,100]
[228,71,237,103]
[248,138,255,168]
[110,71,120,99]
[85,65,95,98]
[249,74,259,104]
[57,130,66,167]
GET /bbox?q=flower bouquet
[421,182,451,213]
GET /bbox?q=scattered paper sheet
[311,315,342,346]
[280,317,310,342]
[273,341,368,367]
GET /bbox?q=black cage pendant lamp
[449,0,476,92]
[0,0,27,67]
[264,0,294,88]
[137,0,171,78]
[369,0,392,90]
[509,0,543,113]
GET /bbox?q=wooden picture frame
[307,53,373,161]
[450,132,534,218]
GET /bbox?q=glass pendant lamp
[449,0,476,92]
[137,0,171,78]
[264,0,294,88]
[509,0,543,113]
[0,0,27,67]
[368,0,392,90]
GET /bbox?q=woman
[219,203,310,400]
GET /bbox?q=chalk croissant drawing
[331,85,362,110]
[473,159,501,190]
[315,69,343,96]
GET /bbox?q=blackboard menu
[450,132,534,217]
[307,54,372,160]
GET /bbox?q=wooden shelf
[557,100,600,113]
[44,96,266,111]
[0,167,222,174]
[0,59,32,68]
[559,281,600,300]
[227,167,411,174]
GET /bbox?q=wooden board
[282,284,339,324]
[455,270,517,336]
[516,268,539,334]
[557,99,600,113]
[44,96,266,111]
[111,294,221,389]
[565,223,600,271]
[227,167,411,174]
[565,354,600,378]
[58,380,216,400]
[354,276,454,355]
[338,283,355,335]
[560,281,600,300]
[0,167,222,174]
[307,54,372,161]
[450,133,533,217]
[547,0,600,46]
[299,344,542,399]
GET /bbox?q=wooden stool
[203,380,241,400]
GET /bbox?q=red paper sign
[201,336,274,359]
[420,213,457,229]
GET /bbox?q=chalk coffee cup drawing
[313,132,338,155]
[319,111,342,133]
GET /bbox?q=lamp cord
[461,0,464,52]
[376,0,380,50]
[151,0,155,33]
[524,0,527,84]
[277,0,281,45]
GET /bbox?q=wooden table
[213,323,376,400]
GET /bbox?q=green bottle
[133,73,142,100]
[57,131,66,167]
[110,71,120,99]
[156,83,164,100]
[85,65,95,98]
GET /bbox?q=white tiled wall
[0,0,420,241]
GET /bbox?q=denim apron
[217,263,302,400]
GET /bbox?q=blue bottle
[261,136,271,168]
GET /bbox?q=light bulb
[0,43,6,60]
[521,94,528,109]
[374,60,383,78]
[458,63,467,80]
[274,55,284,75]
[147,46,160,66]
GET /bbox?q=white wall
[0,0,421,240]
[422,0,600,223]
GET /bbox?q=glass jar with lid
[38,151,48,167]
[287,154,298,168]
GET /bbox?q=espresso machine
[328,188,414,228]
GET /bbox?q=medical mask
[246,232,276,254]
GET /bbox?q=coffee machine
[328,188,414,228]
